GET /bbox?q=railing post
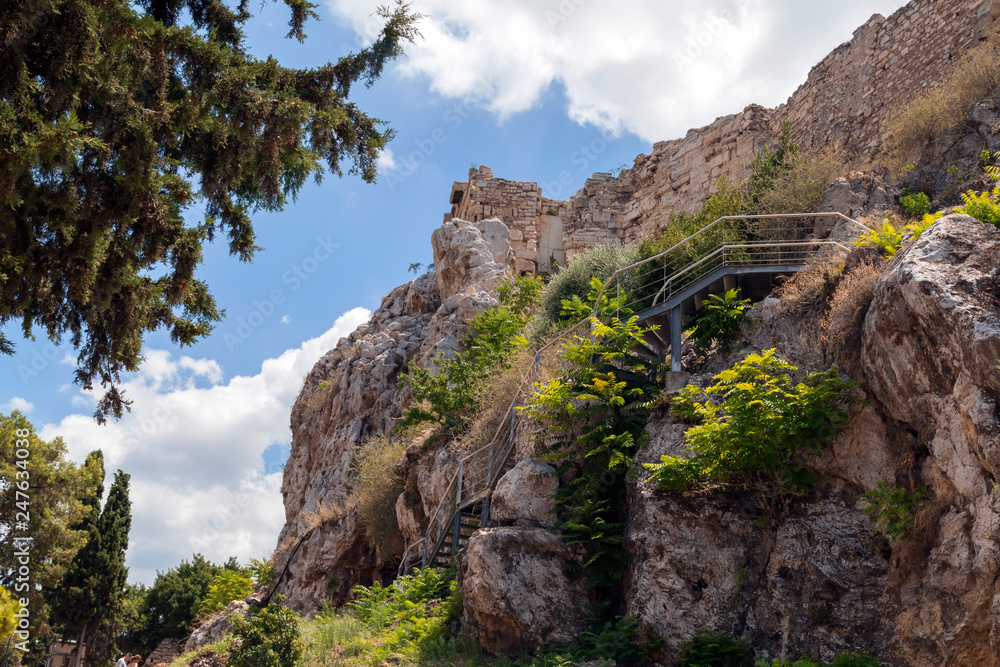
[671,305,682,372]
[452,462,464,558]
[421,531,428,569]
[481,495,490,528]
[486,440,494,485]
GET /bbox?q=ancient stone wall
[444,0,1000,269]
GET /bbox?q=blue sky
[1,0,910,583]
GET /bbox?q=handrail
[591,212,869,310]
[397,211,867,577]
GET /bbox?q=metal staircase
[396,211,869,577]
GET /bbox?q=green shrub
[905,211,943,241]
[247,557,275,586]
[753,150,843,216]
[350,435,407,553]
[646,350,855,499]
[958,186,1000,225]
[859,481,926,540]
[677,628,753,667]
[756,651,881,667]
[521,302,662,587]
[831,653,881,667]
[541,243,642,325]
[199,569,255,615]
[899,189,931,218]
[226,597,302,667]
[685,288,753,354]
[854,220,903,258]
[399,275,543,433]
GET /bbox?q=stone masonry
[444,0,1000,274]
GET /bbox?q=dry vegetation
[465,349,533,450]
[755,150,845,215]
[822,258,887,372]
[886,44,1000,170]
[349,436,407,554]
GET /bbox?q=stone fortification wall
[444,0,1000,270]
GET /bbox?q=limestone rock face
[274,218,515,613]
[860,215,1000,666]
[490,459,558,528]
[458,527,587,655]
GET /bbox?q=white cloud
[40,307,371,584]
[329,0,910,142]
[281,315,291,325]
[377,147,398,171]
[3,396,34,414]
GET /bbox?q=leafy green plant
[855,220,903,258]
[677,628,753,667]
[522,299,662,587]
[200,569,255,615]
[685,288,753,354]
[541,244,643,325]
[899,189,931,217]
[226,596,302,667]
[646,350,855,500]
[904,211,944,242]
[399,275,543,433]
[831,653,881,667]
[958,187,1000,225]
[248,557,276,586]
[859,482,926,540]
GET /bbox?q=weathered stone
[490,459,558,528]
[458,528,586,655]
[184,600,248,653]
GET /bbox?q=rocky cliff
[273,1,1000,663]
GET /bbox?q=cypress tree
[0,0,421,421]
[49,461,132,667]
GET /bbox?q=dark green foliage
[49,464,132,666]
[0,0,421,421]
[676,628,753,667]
[226,597,302,667]
[350,567,455,628]
[140,554,224,649]
[859,482,926,540]
[399,276,543,434]
[684,288,753,354]
[899,189,931,218]
[522,299,662,587]
[541,244,642,325]
[646,350,855,501]
[830,653,881,667]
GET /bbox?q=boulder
[183,600,248,653]
[490,459,558,528]
[458,527,587,655]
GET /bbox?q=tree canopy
[0,412,104,647]
[0,0,421,421]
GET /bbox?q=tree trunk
[72,622,88,667]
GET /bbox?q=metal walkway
[593,212,868,370]
[397,211,869,576]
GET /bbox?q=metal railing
[397,211,869,577]
[397,322,589,577]
[595,212,869,318]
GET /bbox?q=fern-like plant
[859,481,926,540]
[855,220,903,258]
[685,288,753,354]
[521,299,662,587]
[646,350,855,500]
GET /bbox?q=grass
[167,636,232,666]
[886,43,1000,169]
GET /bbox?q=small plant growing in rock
[899,188,931,218]
[685,288,753,354]
[859,481,926,540]
[855,220,903,258]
